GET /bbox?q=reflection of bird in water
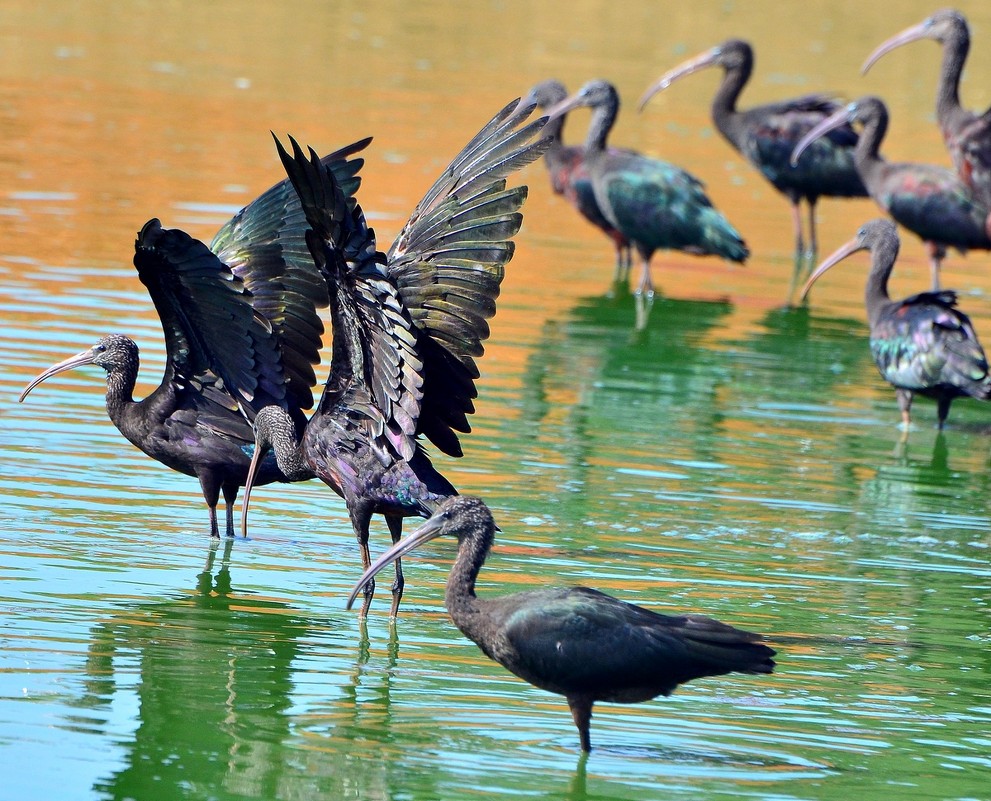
[802,218,991,429]
[82,550,308,799]
[347,496,775,752]
[242,101,549,617]
[17,141,369,536]
[522,79,632,286]
[640,38,867,278]
[863,9,991,208]
[791,96,991,291]
[547,80,748,297]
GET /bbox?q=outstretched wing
[133,219,286,413]
[385,99,550,455]
[276,136,424,461]
[209,138,371,415]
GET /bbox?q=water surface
[2,2,991,799]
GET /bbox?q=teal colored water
[2,2,991,799]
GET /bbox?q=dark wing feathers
[873,292,991,395]
[381,105,547,456]
[210,136,371,414]
[276,136,425,461]
[499,587,773,700]
[133,219,278,409]
[273,100,547,460]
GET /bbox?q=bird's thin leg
[221,483,239,538]
[198,473,223,538]
[351,508,376,617]
[635,254,654,298]
[791,200,805,263]
[786,200,808,305]
[925,241,944,290]
[567,696,594,752]
[385,515,405,618]
[806,198,819,263]
[895,388,914,430]
[936,396,952,430]
[613,242,632,284]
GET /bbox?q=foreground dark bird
[18,141,370,536]
[639,39,867,273]
[802,218,991,428]
[523,79,632,285]
[547,79,748,297]
[791,95,991,291]
[242,103,549,617]
[863,9,991,208]
[346,496,775,752]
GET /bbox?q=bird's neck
[443,530,491,637]
[865,247,895,328]
[103,360,138,429]
[272,431,310,481]
[935,30,968,122]
[582,101,616,159]
[852,110,886,177]
[710,66,748,147]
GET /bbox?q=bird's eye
[95,344,106,353]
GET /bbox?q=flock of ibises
[17,9,991,752]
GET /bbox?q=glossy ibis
[346,495,775,752]
[243,101,549,617]
[523,79,632,287]
[791,95,991,291]
[547,80,748,297]
[639,39,867,278]
[863,9,991,207]
[802,218,991,428]
[18,140,370,537]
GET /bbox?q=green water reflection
[3,0,991,798]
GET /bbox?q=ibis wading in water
[523,79,632,286]
[639,39,867,275]
[791,95,991,291]
[546,80,748,298]
[346,495,776,752]
[863,9,991,208]
[802,218,991,429]
[242,102,549,617]
[18,141,370,536]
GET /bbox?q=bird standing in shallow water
[547,80,748,299]
[18,141,369,536]
[639,39,867,280]
[346,495,776,752]
[791,96,991,291]
[863,9,991,208]
[523,79,632,288]
[802,218,991,429]
[243,102,549,617]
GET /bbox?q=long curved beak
[862,19,932,75]
[240,439,268,538]
[638,47,720,112]
[790,106,854,167]
[19,347,99,402]
[344,512,448,610]
[800,235,866,301]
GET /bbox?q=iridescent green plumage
[803,218,991,428]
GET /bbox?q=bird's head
[638,39,752,112]
[19,334,136,402]
[862,9,969,75]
